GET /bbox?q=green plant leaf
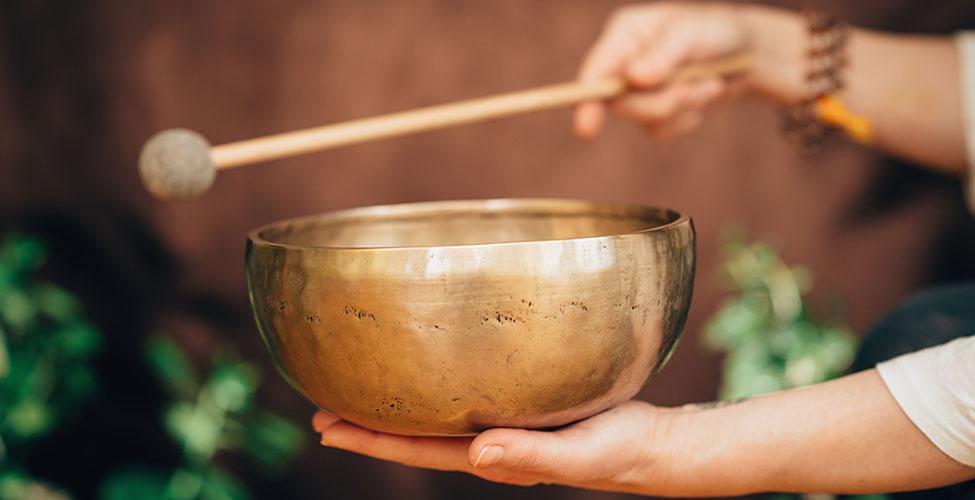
[768,322,816,359]
[52,321,101,359]
[240,411,304,472]
[207,364,257,413]
[0,289,36,331]
[722,341,784,399]
[200,467,249,500]
[0,470,30,500]
[165,402,221,459]
[0,476,70,500]
[166,469,204,500]
[817,327,856,369]
[783,354,820,387]
[0,236,45,275]
[146,336,198,398]
[704,296,770,349]
[5,398,54,439]
[32,285,80,322]
[97,468,169,500]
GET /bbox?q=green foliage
[96,338,304,500]
[0,469,70,500]
[239,411,304,474]
[0,233,304,500]
[146,336,198,399]
[704,233,855,400]
[98,469,170,500]
[0,234,103,500]
[98,466,248,500]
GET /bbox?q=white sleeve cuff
[958,32,975,215]
[877,336,975,467]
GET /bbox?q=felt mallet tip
[138,128,215,200]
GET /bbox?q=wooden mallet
[139,54,750,200]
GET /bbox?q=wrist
[736,4,807,104]
[651,401,777,497]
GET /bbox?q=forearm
[741,5,968,174]
[846,32,966,173]
[661,370,974,496]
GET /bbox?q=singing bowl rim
[247,197,691,252]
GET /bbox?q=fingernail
[473,445,504,468]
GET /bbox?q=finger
[469,428,562,473]
[615,77,724,125]
[467,426,608,481]
[613,82,690,124]
[626,24,702,87]
[320,421,474,472]
[574,12,655,139]
[575,36,631,139]
[467,425,632,487]
[312,410,341,433]
[467,402,661,487]
[680,77,725,111]
[640,78,723,139]
[574,103,606,140]
[644,111,704,140]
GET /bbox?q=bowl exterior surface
[246,199,695,435]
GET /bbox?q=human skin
[313,370,973,496]
[312,3,975,495]
[573,3,967,173]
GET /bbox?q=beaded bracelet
[781,10,873,151]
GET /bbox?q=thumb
[468,428,576,475]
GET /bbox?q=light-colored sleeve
[877,336,975,467]
[959,32,975,214]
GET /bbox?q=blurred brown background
[1,0,974,499]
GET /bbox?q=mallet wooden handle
[210,54,751,170]
[138,54,751,199]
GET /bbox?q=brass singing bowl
[246,199,695,436]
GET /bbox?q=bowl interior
[254,199,682,249]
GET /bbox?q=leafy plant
[97,338,304,500]
[0,233,303,500]
[704,233,855,399]
[0,234,101,500]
